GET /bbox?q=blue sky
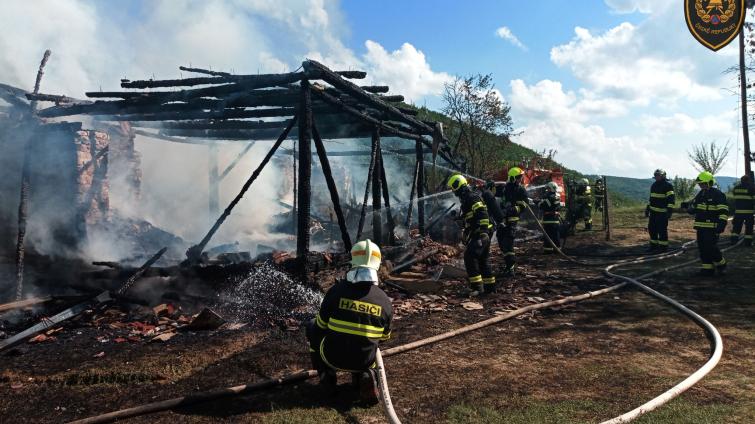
[0,0,749,179]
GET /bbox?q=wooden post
[603,175,611,241]
[416,140,426,235]
[312,121,352,250]
[297,80,313,272]
[292,139,297,235]
[356,129,379,241]
[208,144,220,219]
[371,128,383,246]
[405,159,420,227]
[378,149,395,244]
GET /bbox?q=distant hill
[588,175,740,205]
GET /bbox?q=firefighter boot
[502,256,516,276]
[715,260,727,275]
[357,369,379,405]
[318,368,337,397]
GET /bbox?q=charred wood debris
[0,59,513,355]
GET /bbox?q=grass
[445,398,739,424]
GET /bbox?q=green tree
[442,74,513,176]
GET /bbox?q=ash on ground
[213,262,323,327]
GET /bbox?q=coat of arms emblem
[685,0,745,51]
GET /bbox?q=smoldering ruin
[0,53,469,349]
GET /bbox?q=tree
[687,140,731,175]
[672,175,695,202]
[442,74,513,176]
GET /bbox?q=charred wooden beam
[120,72,305,89]
[310,87,426,139]
[304,60,433,134]
[356,127,379,241]
[296,82,313,273]
[115,248,168,295]
[312,121,352,250]
[132,129,211,145]
[378,148,395,244]
[371,128,383,246]
[107,107,297,122]
[185,117,298,263]
[416,140,426,235]
[219,143,253,181]
[78,145,109,174]
[179,66,231,77]
[406,158,420,227]
[208,145,220,217]
[25,92,86,104]
[158,122,373,140]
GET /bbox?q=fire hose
[69,223,742,424]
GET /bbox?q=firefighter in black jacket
[730,175,754,246]
[539,182,561,253]
[448,174,496,293]
[645,169,675,252]
[305,239,392,404]
[686,172,728,275]
[495,167,529,275]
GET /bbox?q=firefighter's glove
[644,205,650,218]
[716,221,727,234]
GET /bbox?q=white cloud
[551,23,722,105]
[603,0,670,14]
[361,40,452,103]
[495,26,527,51]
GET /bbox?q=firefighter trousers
[497,222,517,268]
[647,212,669,247]
[731,214,754,246]
[542,223,560,252]
[464,232,493,290]
[696,229,725,272]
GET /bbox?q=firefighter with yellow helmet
[448,174,496,293]
[574,178,593,230]
[494,167,529,275]
[305,239,393,403]
[685,171,728,275]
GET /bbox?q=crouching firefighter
[496,167,529,275]
[539,182,561,253]
[686,172,728,275]
[448,174,496,294]
[305,239,393,404]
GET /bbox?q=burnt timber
[30,60,464,278]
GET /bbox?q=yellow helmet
[695,171,715,184]
[507,167,524,181]
[447,174,468,191]
[350,239,381,271]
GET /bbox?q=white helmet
[546,182,558,192]
[347,239,381,284]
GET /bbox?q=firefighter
[574,178,593,230]
[730,174,754,246]
[593,178,605,212]
[448,174,496,293]
[495,167,529,275]
[483,179,506,231]
[539,182,561,253]
[305,239,392,404]
[645,169,675,252]
[686,171,728,275]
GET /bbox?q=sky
[0,0,751,179]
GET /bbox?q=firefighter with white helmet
[539,181,562,253]
[305,239,393,404]
[573,178,593,230]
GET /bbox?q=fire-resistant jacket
[496,182,529,223]
[731,182,755,215]
[689,187,728,230]
[538,192,561,224]
[459,186,493,238]
[575,185,592,205]
[648,179,675,213]
[314,280,392,371]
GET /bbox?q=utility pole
[742,5,755,177]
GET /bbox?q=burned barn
[0,58,468,345]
